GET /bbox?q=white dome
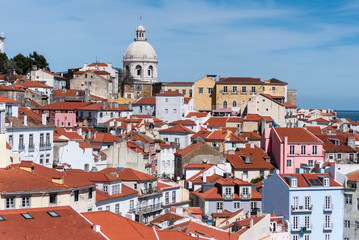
[123,41,157,61]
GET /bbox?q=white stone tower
[123,19,158,83]
[0,32,5,53]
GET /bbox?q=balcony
[323,204,333,212]
[291,226,300,232]
[323,223,333,231]
[301,224,313,232]
[40,144,46,151]
[140,187,158,196]
[240,193,251,199]
[18,145,25,152]
[28,144,35,152]
[134,203,162,215]
[45,143,52,150]
[291,205,313,212]
[223,193,234,200]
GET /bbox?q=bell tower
[0,32,5,53]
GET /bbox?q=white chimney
[203,174,207,183]
[250,218,253,228]
[23,115,27,126]
[42,114,47,125]
[92,224,101,232]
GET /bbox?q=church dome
[123,41,157,62]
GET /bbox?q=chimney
[101,101,106,110]
[77,127,82,136]
[203,174,207,183]
[42,114,47,125]
[92,224,101,232]
[32,65,37,71]
[23,115,27,126]
[62,88,66,93]
[109,102,113,108]
[250,218,253,228]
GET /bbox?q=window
[308,160,314,168]
[39,154,44,164]
[182,89,186,95]
[136,65,142,76]
[173,109,177,113]
[345,194,353,205]
[304,235,310,240]
[134,184,137,190]
[357,198,359,210]
[290,145,295,155]
[88,188,93,199]
[198,87,204,94]
[251,86,256,93]
[324,215,331,229]
[301,145,306,155]
[165,98,169,102]
[304,215,311,229]
[45,154,50,164]
[272,86,276,92]
[74,190,79,202]
[304,196,311,210]
[106,206,110,211]
[29,134,34,149]
[19,134,24,151]
[21,213,33,219]
[112,184,120,194]
[98,207,103,211]
[103,185,108,193]
[291,178,297,187]
[189,89,192,97]
[46,133,50,146]
[165,192,169,204]
[6,197,15,209]
[292,196,299,210]
[356,221,359,230]
[312,145,317,155]
[40,133,44,148]
[344,220,351,228]
[241,86,246,93]
[234,202,240,209]
[223,86,228,93]
[216,202,223,212]
[232,101,237,108]
[325,196,331,210]
[208,88,213,94]
[323,178,329,186]
[49,194,57,205]
[22,196,30,208]
[328,154,334,160]
[292,235,299,240]
[242,187,249,196]
[8,135,13,147]
[172,190,176,203]
[287,159,292,168]
[292,216,298,230]
[232,86,237,93]
[130,200,134,211]
[324,234,330,240]
[251,201,257,210]
[337,153,342,160]
[223,101,227,109]
[349,153,354,162]
[165,109,168,113]
[115,203,120,214]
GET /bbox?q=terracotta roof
[226,117,244,123]
[186,112,210,118]
[42,69,65,79]
[284,102,297,108]
[78,102,130,111]
[74,70,110,75]
[176,142,204,156]
[260,94,284,106]
[217,77,262,84]
[159,124,194,134]
[189,174,223,184]
[88,62,108,67]
[347,171,359,181]
[126,141,149,155]
[15,79,52,88]
[169,120,196,126]
[34,101,92,110]
[274,127,322,143]
[128,133,155,143]
[151,212,185,224]
[0,95,20,103]
[164,82,193,85]
[54,128,84,141]
[280,173,342,187]
[211,209,233,218]
[0,84,25,92]
[83,211,196,240]
[310,117,330,123]
[184,97,192,104]
[315,134,357,153]
[18,107,42,121]
[192,184,262,200]
[204,117,228,128]
[66,170,120,183]
[160,142,177,148]
[183,207,202,215]
[100,168,157,181]
[156,91,183,96]
[264,78,287,85]
[306,126,322,135]
[240,131,261,140]
[133,97,156,105]
[244,114,264,121]
[91,132,120,143]
[5,116,49,128]
[96,186,138,202]
[183,163,213,169]
[0,206,105,239]
[226,145,275,170]
[191,130,212,140]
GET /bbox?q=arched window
[148,66,153,77]
[126,65,130,76]
[136,65,142,76]
[223,101,227,109]
[232,101,237,108]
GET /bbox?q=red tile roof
[159,124,194,134]
[315,134,357,153]
[54,128,84,141]
[133,97,156,105]
[274,127,322,143]
[100,168,157,181]
[42,69,65,79]
[88,62,108,67]
[169,120,196,126]
[184,97,192,103]
[34,101,92,110]
[164,82,193,85]
[18,107,42,121]
[306,126,322,135]
[347,171,359,181]
[186,112,210,118]
[284,102,297,108]
[78,102,130,111]
[183,163,213,169]
[91,132,120,143]
[240,131,261,140]
[0,206,105,239]
[0,95,20,103]
[204,117,228,128]
[96,186,138,202]
[156,91,183,96]
[280,173,342,187]
[176,142,204,156]
[226,145,275,170]
[15,79,52,88]
[218,77,262,84]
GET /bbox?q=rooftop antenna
[140,16,143,26]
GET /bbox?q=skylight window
[21,213,33,219]
[0,216,4,221]
[47,211,60,217]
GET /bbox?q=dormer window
[291,178,298,187]
[323,178,330,187]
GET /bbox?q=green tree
[12,53,32,74]
[0,52,8,74]
[29,51,49,70]
[3,59,20,83]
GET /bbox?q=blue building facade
[262,171,344,240]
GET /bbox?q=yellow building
[162,82,193,97]
[193,76,216,111]
[213,77,287,110]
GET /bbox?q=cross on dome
[136,17,146,41]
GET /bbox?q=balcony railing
[45,142,52,150]
[323,204,333,211]
[140,187,158,195]
[291,226,300,232]
[241,193,251,199]
[28,144,35,152]
[134,203,162,214]
[291,205,313,212]
[223,193,234,199]
[301,224,313,231]
[40,144,46,151]
[323,223,333,231]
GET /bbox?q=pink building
[261,127,324,174]
[54,113,77,127]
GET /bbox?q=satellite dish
[177,176,180,181]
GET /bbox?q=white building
[156,91,189,123]
[30,69,67,89]
[0,32,5,53]
[123,20,158,83]
[159,124,194,149]
[158,143,176,179]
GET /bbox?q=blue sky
[1,0,359,110]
